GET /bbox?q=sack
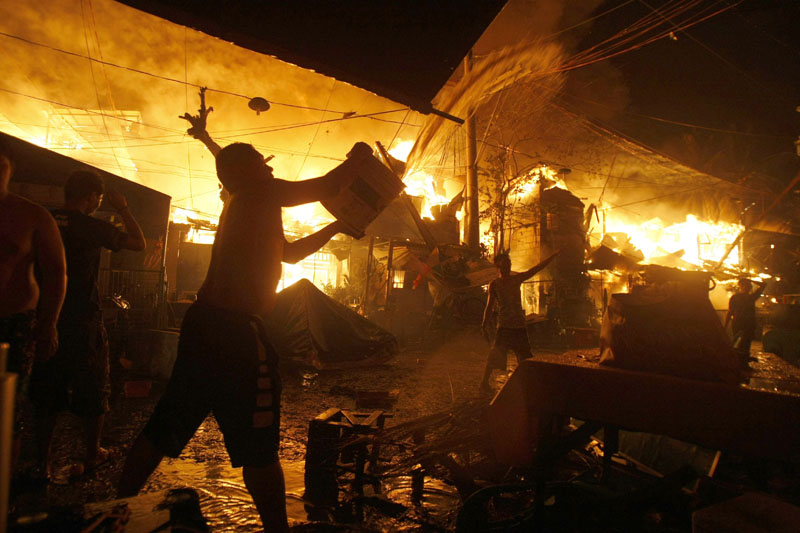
[599,282,741,384]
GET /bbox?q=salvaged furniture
[304,408,392,505]
[489,351,800,470]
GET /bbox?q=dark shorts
[733,328,754,359]
[0,311,36,431]
[30,314,110,416]
[488,327,532,370]
[143,302,282,468]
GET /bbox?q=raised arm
[516,249,562,282]
[105,190,146,251]
[33,208,66,361]
[180,111,221,157]
[753,279,767,299]
[283,220,344,264]
[180,88,221,157]
[275,142,373,207]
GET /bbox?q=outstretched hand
[179,105,213,139]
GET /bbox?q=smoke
[0,0,422,218]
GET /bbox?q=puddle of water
[145,456,462,530]
[382,474,461,521]
[146,458,309,530]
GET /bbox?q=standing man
[0,143,66,474]
[118,138,370,531]
[31,170,145,479]
[479,250,560,394]
[724,277,767,363]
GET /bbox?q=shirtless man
[118,137,370,531]
[0,144,66,471]
[479,250,560,393]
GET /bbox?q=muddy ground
[10,331,800,531]
[11,327,501,530]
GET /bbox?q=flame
[171,207,217,244]
[389,139,452,220]
[596,212,743,269]
[508,164,565,199]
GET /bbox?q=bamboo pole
[464,51,480,250]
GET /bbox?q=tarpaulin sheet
[266,279,397,369]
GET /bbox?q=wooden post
[385,240,394,306]
[464,51,480,250]
[362,236,374,314]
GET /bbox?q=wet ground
[10,333,800,531]
[11,327,499,531]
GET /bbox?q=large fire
[388,139,454,220]
[597,213,743,269]
[502,164,753,275]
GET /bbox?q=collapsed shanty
[1,0,799,531]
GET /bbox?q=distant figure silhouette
[480,250,560,394]
[31,170,145,480]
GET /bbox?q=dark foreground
[11,328,494,530]
[9,330,800,531]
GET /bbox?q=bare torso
[491,274,526,328]
[197,180,285,316]
[0,193,46,316]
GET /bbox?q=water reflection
[145,456,462,530]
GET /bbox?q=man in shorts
[0,142,66,474]
[479,250,560,394]
[118,136,369,531]
[724,277,767,364]
[31,170,145,478]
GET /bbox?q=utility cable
[0,29,368,114]
[80,0,124,177]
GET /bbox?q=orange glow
[389,139,453,220]
[596,212,743,269]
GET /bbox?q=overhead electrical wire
[295,79,336,180]
[637,0,790,104]
[0,87,409,151]
[0,29,371,115]
[556,0,742,73]
[183,26,194,208]
[80,0,124,177]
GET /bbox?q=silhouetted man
[724,277,766,363]
[31,170,145,479]
[0,143,66,474]
[480,250,560,394]
[118,138,370,531]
